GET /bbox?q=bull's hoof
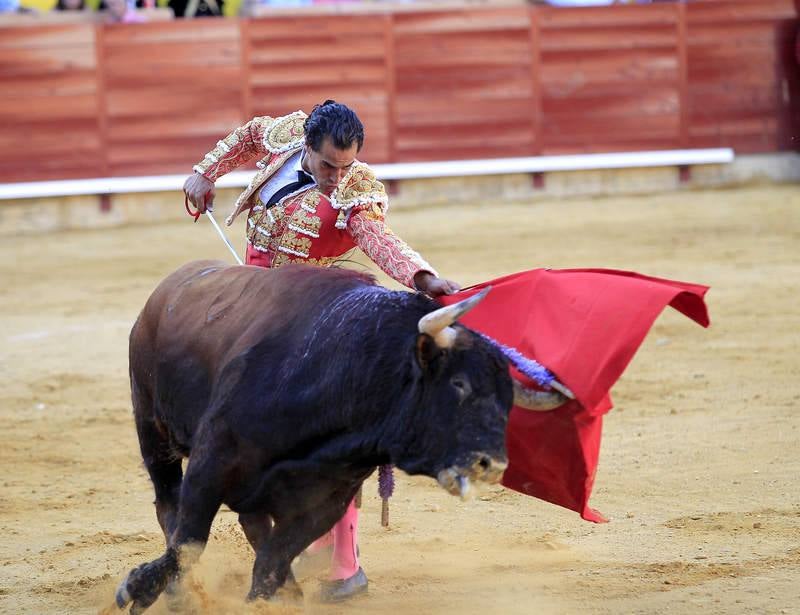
[318,567,368,603]
[246,579,304,605]
[115,573,133,609]
[114,558,174,614]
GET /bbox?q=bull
[115,260,565,613]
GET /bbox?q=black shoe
[318,567,368,603]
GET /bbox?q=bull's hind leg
[116,440,226,614]
[132,375,183,544]
[132,388,187,609]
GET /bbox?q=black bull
[115,260,563,612]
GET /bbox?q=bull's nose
[472,454,507,482]
[489,457,508,474]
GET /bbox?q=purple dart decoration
[378,464,394,500]
[480,333,555,388]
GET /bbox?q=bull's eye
[450,376,472,403]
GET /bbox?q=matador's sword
[185,196,243,265]
[206,210,243,265]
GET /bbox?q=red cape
[439,268,710,522]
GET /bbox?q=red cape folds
[439,268,710,522]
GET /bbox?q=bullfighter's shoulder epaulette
[329,162,388,229]
[330,162,387,213]
[263,110,307,155]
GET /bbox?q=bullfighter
[183,100,459,601]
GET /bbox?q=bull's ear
[415,333,443,373]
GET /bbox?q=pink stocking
[329,499,360,580]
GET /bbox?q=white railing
[0,148,734,201]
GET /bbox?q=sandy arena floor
[0,184,798,615]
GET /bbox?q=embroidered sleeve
[192,116,274,182]
[348,207,438,289]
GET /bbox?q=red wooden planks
[393,7,535,162]
[0,24,101,182]
[246,13,391,163]
[99,20,244,177]
[537,3,683,153]
[686,0,796,151]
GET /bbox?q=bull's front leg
[239,512,300,602]
[115,449,226,614]
[246,503,349,603]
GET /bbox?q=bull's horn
[418,287,491,348]
[549,379,575,400]
[513,380,568,411]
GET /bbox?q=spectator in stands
[540,0,652,5]
[0,0,36,12]
[238,0,310,17]
[542,0,617,5]
[261,0,310,5]
[168,0,223,18]
[101,0,146,22]
[55,0,87,10]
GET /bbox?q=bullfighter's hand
[183,172,216,214]
[414,271,461,297]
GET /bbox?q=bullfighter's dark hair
[304,100,365,153]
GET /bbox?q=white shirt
[257,150,314,205]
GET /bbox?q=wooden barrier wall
[244,14,393,164]
[686,0,799,152]
[102,20,244,177]
[537,4,684,153]
[0,24,102,181]
[1,0,797,183]
[392,8,537,161]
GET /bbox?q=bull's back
[132,260,277,364]
[132,261,371,367]
[129,261,376,443]
[131,260,231,369]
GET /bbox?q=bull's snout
[437,453,508,500]
[473,453,507,484]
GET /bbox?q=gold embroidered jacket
[193,112,436,288]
